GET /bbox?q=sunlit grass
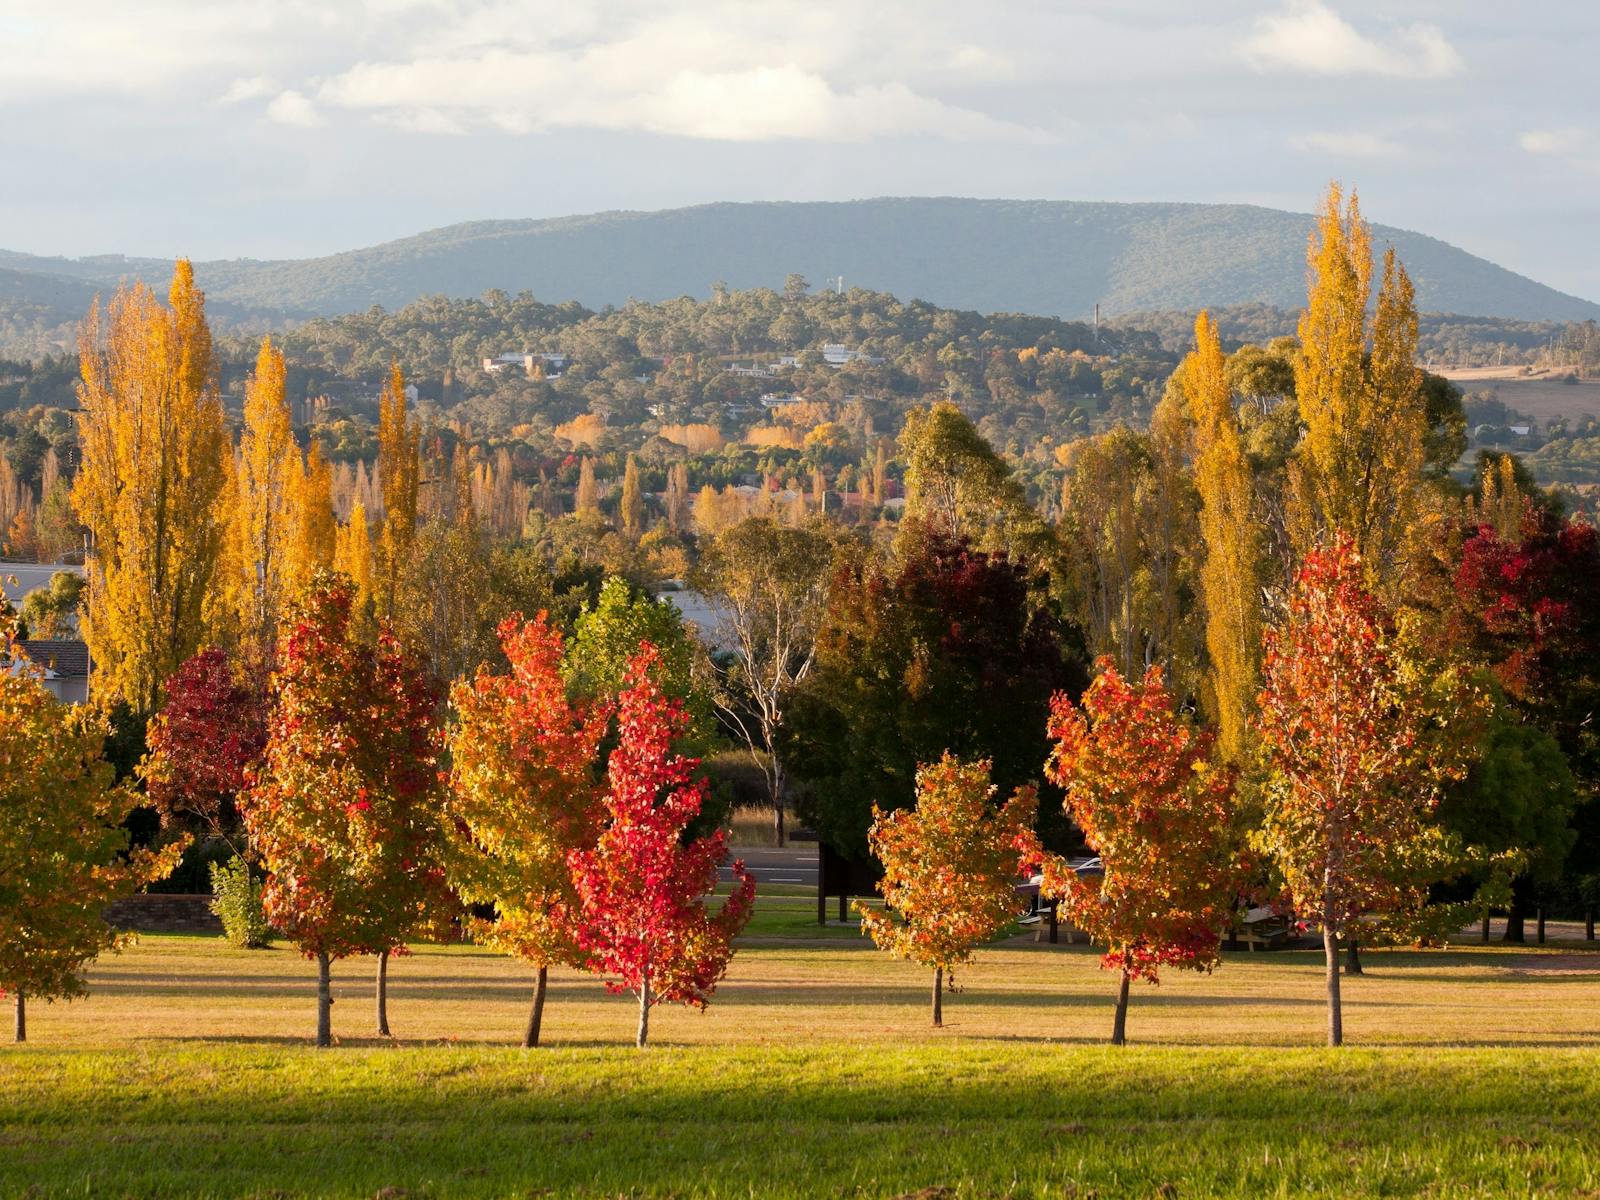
[4,932,1600,1196]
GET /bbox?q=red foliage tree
[1451,505,1600,938]
[568,643,755,1047]
[1256,537,1466,1046]
[242,574,448,1046]
[1044,660,1241,1044]
[141,647,270,851]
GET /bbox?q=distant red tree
[142,647,270,850]
[569,643,755,1047]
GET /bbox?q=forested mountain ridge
[3,198,1595,332]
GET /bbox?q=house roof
[16,639,90,678]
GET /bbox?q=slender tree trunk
[1344,939,1363,976]
[932,967,944,1028]
[1586,908,1595,942]
[636,972,651,1048]
[375,949,392,1037]
[1111,967,1131,1046]
[316,953,332,1048]
[12,993,23,1044]
[771,755,786,848]
[1481,910,1491,943]
[524,966,548,1049]
[1323,927,1343,1047]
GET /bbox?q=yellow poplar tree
[376,365,420,619]
[1182,312,1264,761]
[335,502,376,619]
[620,455,644,535]
[290,441,338,596]
[226,338,302,661]
[1289,183,1426,590]
[73,260,230,714]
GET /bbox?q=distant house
[759,393,806,409]
[483,351,568,379]
[9,639,91,704]
[821,344,882,368]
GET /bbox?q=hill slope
[3,197,1595,324]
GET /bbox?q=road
[718,845,818,888]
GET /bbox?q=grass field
[5,921,1600,1197]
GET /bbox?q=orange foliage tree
[858,753,1040,1027]
[445,614,610,1047]
[1044,660,1241,1044]
[1255,536,1470,1046]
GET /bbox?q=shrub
[209,856,274,949]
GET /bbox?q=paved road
[719,845,818,888]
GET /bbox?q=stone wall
[105,893,222,935]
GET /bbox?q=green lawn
[4,932,1600,1197]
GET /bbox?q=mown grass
[5,932,1600,1197]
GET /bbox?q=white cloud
[316,46,1041,142]
[1289,130,1405,158]
[265,89,324,128]
[1519,128,1594,157]
[219,76,276,105]
[1244,1,1463,79]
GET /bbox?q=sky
[2,0,1598,299]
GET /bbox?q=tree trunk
[1586,908,1595,942]
[1344,939,1363,976]
[1111,967,1131,1046]
[1536,909,1546,945]
[316,952,332,1048]
[12,992,22,1044]
[375,949,392,1037]
[523,965,548,1049]
[771,756,786,848]
[1503,880,1529,943]
[636,972,652,1048]
[932,967,944,1027]
[1323,926,1343,1047]
[1481,910,1491,943]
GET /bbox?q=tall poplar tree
[1289,184,1426,590]
[73,261,230,714]
[376,364,420,619]
[290,441,338,595]
[619,455,644,536]
[227,338,302,662]
[1182,312,1264,761]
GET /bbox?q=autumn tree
[243,575,447,1046]
[290,441,338,598]
[1288,184,1426,592]
[445,614,608,1046]
[1255,537,1469,1046]
[0,616,178,1041]
[859,754,1039,1026]
[334,502,376,619]
[575,457,600,517]
[899,402,1047,556]
[73,261,230,714]
[1181,312,1264,761]
[141,647,271,852]
[619,455,645,536]
[786,533,1082,859]
[223,338,302,661]
[1044,661,1240,1044]
[375,364,420,619]
[693,517,838,845]
[568,644,755,1047]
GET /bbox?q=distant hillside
[2,198,1596,335]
